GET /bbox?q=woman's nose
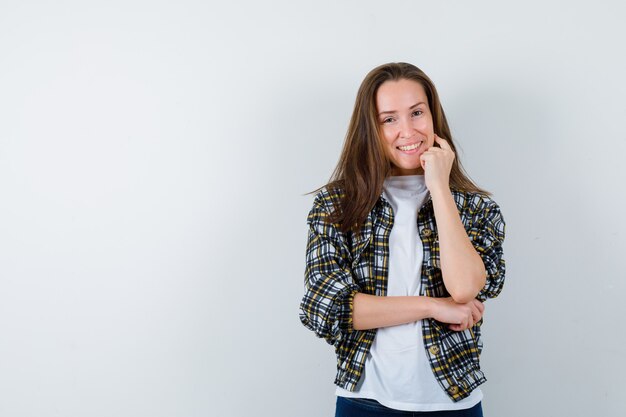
[399,118,414,138]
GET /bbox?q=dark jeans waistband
[335,396,483,417]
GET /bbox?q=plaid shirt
[299,186,506,402]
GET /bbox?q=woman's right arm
[353,294,485,332]
[300,190,484,345]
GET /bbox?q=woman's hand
[420,135,455,192]
[429,297,485,332]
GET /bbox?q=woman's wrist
[428,185,452,203]
[421,296,437,319]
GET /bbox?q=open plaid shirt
[299,186,506,402]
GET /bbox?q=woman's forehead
[376,79,428,111]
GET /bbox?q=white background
[1,1,625,416]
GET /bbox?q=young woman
[299,63,506,416]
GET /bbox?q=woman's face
[376,78,435,176]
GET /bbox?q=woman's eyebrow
[378,102,426,116]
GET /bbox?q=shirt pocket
[418,221,440,270]
[425,246,441,270]
[422,238,449,298]
[348,231,377,294]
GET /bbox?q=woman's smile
[396,141,423,153]
[376,78,435,175]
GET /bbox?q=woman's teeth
[397,142,422,151]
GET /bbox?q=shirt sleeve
[467,199,506,302]
[299,197,360,346]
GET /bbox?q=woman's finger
[463,314,471,330]
[434,135,451,150]
[471,308,481,324]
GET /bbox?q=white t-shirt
[336,175,482,411]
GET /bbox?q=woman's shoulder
[449,189,503,216]
[311,183,345,211]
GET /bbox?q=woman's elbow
[449,291,477,304]
[448,277,486,304]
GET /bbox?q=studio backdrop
[0,1,624,416]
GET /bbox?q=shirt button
[421,228,433,237]
[448,385,459,395]
[428,345,440,355]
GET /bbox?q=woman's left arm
[430,187,486,303]
[421,136,488,303]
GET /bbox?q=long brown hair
[325,62,490,233]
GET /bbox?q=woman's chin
[391,166,424,176]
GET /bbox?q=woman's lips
[396,141,423,152]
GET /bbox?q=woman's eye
[382,117,394,124]
[412,110,423,117]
